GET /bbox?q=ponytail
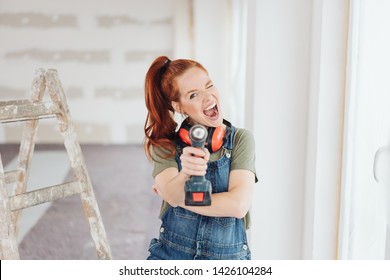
[143,56,207,160]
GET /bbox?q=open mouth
[203,102,219,118]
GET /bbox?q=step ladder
[0,68,112,259]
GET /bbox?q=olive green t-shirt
[152,128,257,229]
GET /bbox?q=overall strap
[222,119,235,151]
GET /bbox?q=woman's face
[172,67,223,128]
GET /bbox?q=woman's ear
[171,101,183,114]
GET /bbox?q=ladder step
[4,171,18,184]
[0,100,61,123]
[9,181,83,211]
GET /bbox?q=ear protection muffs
[178,119,230,152]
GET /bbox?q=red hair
[144,56,207,160]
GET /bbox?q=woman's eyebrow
[205,80,213,86]
[184,80,213,96]
[185,88,197,96]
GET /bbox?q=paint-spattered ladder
[0,69,112,259]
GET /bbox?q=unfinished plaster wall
[0,0,176,144]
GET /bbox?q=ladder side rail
[11,68,46,237]
[45,69,112,260]
[0,154,20,259]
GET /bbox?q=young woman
[144,56,257,260]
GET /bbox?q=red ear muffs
[178,127,191,146]
[209,126,225,152]
[178,120,225,152]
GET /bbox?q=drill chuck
[189,125,208,147]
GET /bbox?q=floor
[0,143,161,260]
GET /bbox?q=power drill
[184,124,212,206]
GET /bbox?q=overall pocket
[214,217,236,227]
[173,207,199,220]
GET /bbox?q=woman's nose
[201,90,212,100]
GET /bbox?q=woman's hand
[152,147,209,207]
[179,146,210,179]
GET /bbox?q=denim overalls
[147,124,251,260]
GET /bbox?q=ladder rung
[0,100,61,123]
[0,99,35,106]
[9,181,83,211]
[5,171,18,184]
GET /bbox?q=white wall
[302,0,349,259]
[247,0,313,259]
[246,0,350,259]
[192,0,232,121]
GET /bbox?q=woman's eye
[206,84,214,89]
[190,92,198,99]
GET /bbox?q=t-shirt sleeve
[152,147,178,178]
[231,128,258,182]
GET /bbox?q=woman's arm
[180,169,255,218]
[154,167,255,219]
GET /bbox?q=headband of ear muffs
[178,119,231,152]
